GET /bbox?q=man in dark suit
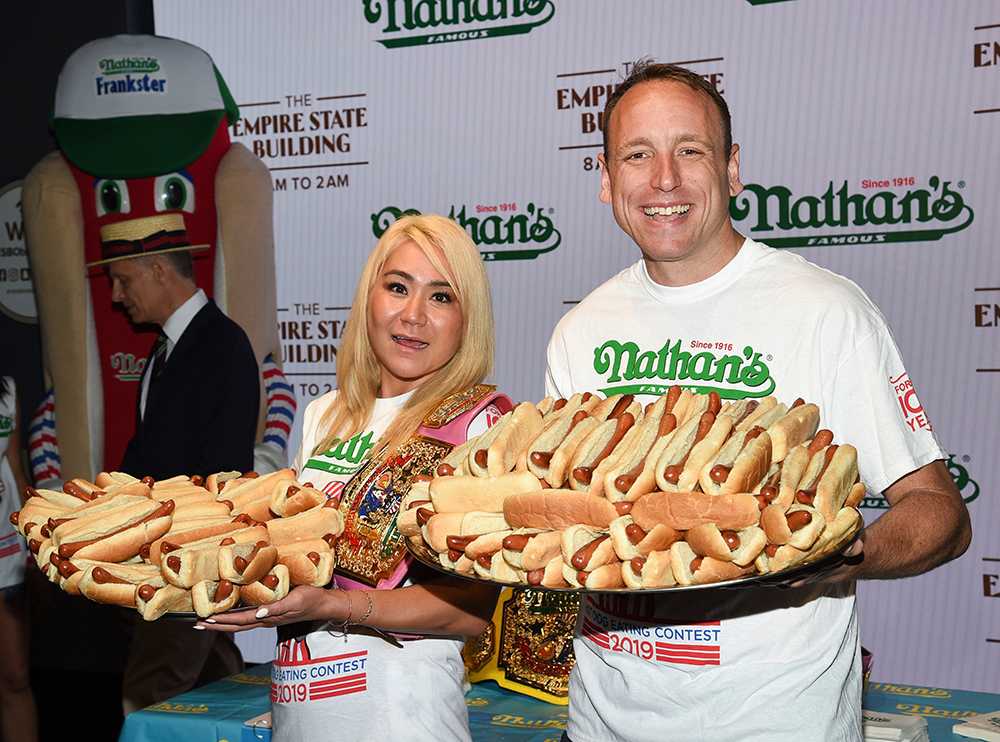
[93,213,259,713]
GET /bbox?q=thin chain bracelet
[348,590,373,626]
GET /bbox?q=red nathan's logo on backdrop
[891,372,931,432]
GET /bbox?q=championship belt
[464,588,579,704]
[334,384,511,590]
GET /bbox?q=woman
[199,214,504,742]
[0,376,38,742]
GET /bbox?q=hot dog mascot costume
[23,34,294,486]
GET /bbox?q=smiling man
[545,61,971,742]
[92,213,258,713]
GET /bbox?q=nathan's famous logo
[363,0,555,47]
[95,56,166,96]
[110,352,145,382]
[98,56,160,74]
[0,414,12,437]
[303,431,377,476]
[372,204,561,261]
[592,339,775,399]
[730,177,973,248]
[861,453,980,510]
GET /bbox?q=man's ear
[150,257,168,285]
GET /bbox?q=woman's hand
[195,585,347,632]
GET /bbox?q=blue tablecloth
[119,666,997,742]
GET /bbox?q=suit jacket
[120,300,259,481]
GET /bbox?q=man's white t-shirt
[273,390,472,742]
[545,237,946,742]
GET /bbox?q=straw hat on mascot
[22,34,295,486]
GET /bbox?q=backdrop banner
[154,0,1000,689]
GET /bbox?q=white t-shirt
[273,390,472,742]
[545,237,946,742]
[0,377,27,590]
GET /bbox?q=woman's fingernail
[193,624,206,630]
[205,618,217,624]
[256,608,269,619]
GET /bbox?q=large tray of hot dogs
[400,388,866,592]
[13,469,345,619]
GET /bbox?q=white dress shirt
[140,288,209,419]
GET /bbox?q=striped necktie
[149,331,168,382]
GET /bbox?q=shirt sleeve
[824,324,947,495]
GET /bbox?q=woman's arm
[197,577,499,636]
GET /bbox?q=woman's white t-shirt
[273,390,472,742]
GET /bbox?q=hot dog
[631,490,760,533]
[698,428,772,496]
[77,563,164,607]
[265,501,345,547]
[603,395,680,502]
[501,529,561,571]
[563,560,624,589]
[240,565,290,606]
[669,540,752,586]
[145,520,253,566]
[608,515,681,562]
[50,499,175,562]
[428,470,542,514]
[136,583,195,621]
[191,579,240,617]
[654,404,733,492]
[468,402,544,478]
[567,410,641,497]
[503,490,618,531]
[219,541,278,585]
[269,480,329,518]
[684,523,767,566]
[561,525,617,573]
[621,549,676,589]
[760,503,826,550]
[275,539,336,586]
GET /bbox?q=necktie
[149,331,168,382]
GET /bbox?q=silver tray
[406,509,863,593]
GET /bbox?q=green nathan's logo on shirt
[731,176,973,247]
[593,339,775,399]
[304,430,377,475]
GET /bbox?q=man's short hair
[134,250,196,281]
[602,59,733,161]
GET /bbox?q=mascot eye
[153,171,195,213]
[94,179,131,217]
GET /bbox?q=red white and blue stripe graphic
[582,594,722,667]
[0,533,25,560]
[262,355,296,455]
[271,646,367,704]
[28,390,60,486]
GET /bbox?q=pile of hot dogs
[11,469,344,618]
[399,388,865,590]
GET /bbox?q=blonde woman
[200,215,505,742]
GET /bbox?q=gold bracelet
[348,590,373,626]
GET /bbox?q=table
[119,665,998,742]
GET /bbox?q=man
[545,61,972,742]
[92,213,259,713]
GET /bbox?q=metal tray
[406,509,863,593]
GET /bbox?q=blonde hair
[314,214,495,457]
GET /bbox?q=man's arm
[196,328,260,476]
[825,459,971,582]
